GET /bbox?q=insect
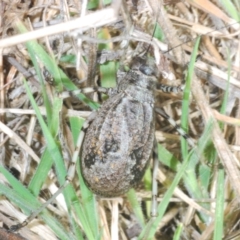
[81,56,157,197]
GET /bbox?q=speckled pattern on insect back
[81,62,156,197]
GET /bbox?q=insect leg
[156,83,184,93]
[155,107,195,148]
[59,86,113,99]
[9,111,97,232]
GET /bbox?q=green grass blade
[213,168,225,240]
[181,36,200,154]
[157,143,179,171]
[219,49,231,128]
[173,223,183,240]
[28,149,53,196]
[218,0,240,21]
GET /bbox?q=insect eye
[139,65,154,76]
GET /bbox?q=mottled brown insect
[81,57,157,197]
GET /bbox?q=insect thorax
[116,58,157,105]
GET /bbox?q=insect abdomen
[81,93,155,197]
